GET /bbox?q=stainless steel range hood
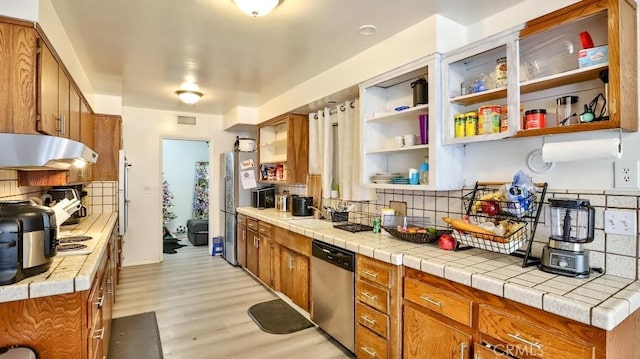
[0,133,98,170]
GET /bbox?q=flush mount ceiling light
[359,24,377,35]
[232,0,283,17]
[176,90,203,105]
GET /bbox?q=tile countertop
[0,212,118,304]
[237,207,640,331]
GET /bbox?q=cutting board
[306,174,322,209]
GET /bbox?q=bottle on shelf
[419,161,429,185]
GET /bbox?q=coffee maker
[539,198,595,278]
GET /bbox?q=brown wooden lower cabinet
[236,214,247,267]
[0,223,119,358]
[278,245,309,311]
[403,267,640,359]
[403,302,472,359]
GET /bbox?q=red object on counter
[580,31,594,49]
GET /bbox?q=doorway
[161,139,210,253]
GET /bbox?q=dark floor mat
[108,312,163,359]
[248,298,314,334]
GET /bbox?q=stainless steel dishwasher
[311,240,355,353]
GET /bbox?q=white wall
[258,15,450,122]
[0,0,37,21]
[120,106,238,266]
[162,139,209,233]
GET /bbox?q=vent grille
[177,116,196,125]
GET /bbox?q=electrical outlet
[604,209,637,236]
[614,160,640,188]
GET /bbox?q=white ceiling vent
[177,115,197,125]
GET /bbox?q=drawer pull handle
[93,327,105,340]
[420,295,441,307]
[95,295,105,309]
[460,343,467,359]
[507,333,542,350]
[360,315,376,326]
[361,346,377,357]
[361,291,377,302]
[362,270,378,279]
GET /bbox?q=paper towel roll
[541,137,622,162]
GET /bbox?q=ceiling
[50,0,527,116]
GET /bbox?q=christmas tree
[162,175,177,224]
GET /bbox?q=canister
[500,106,509,132]
[524,109,546,130]
[464,112,478,137]
[495,57,507,88]
[478,105,501,134]
[454,114,466,138]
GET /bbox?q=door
[38,40,59,136]
[223,212,237,265]
[281,247,310,311]
[403,303,472,359]
[236,221,247,267]
[246,227,259,276]
[258,234,272,287]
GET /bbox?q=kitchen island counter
[0,212,118,303]
[237,207,640,331]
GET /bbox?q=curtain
[336,99,374,201]
[308,108,333,197]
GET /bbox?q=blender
[539,198,595,278]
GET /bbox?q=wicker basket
[383,226,451,244]
[452,223,528,254]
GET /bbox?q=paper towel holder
[527,148,555,174]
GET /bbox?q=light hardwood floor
[113,239,355,359]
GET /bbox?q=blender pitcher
[548,198,595,243]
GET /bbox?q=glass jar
[496,57,507,87]
[419,162,429,185]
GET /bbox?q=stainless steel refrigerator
[221,151,257,265]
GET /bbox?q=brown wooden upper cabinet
[92,114,122,181]
[0,19,37,134]
[257,113,309,184]
[514,0,637,137]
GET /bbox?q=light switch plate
[604,209,637,236]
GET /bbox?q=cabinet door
[236,223,247,267]
[58,67,70,138]
[37,40,60,136]
[80,100,95,149]
[258,234,272,287]
[404,303,472,359]
[280,246,310,311]
[68,86,81,141]
[474,344,513,359]
[246,228,259,276]
[93,114,122,181]
[0,22,37,134]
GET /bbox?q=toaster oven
[251,186,275,209]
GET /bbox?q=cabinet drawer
[356,302,389,338]
[246,218,258,231]
[237,214,247,226]
[356,324,388,359]
[404,277,472,327]
[357,255,392,287]
[356,280,389,314]
[273,227,311,257]
[478,306,594,359]
[258,222,272,237]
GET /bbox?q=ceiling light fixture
[232,0,283,17]
[359,25,377,35]
[176,90,203,105]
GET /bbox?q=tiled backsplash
[85,181,118,214]
[0,170,42,201]
[0,170,118,216]
[276,184,640,281]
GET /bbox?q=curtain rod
[313,102,355,119]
